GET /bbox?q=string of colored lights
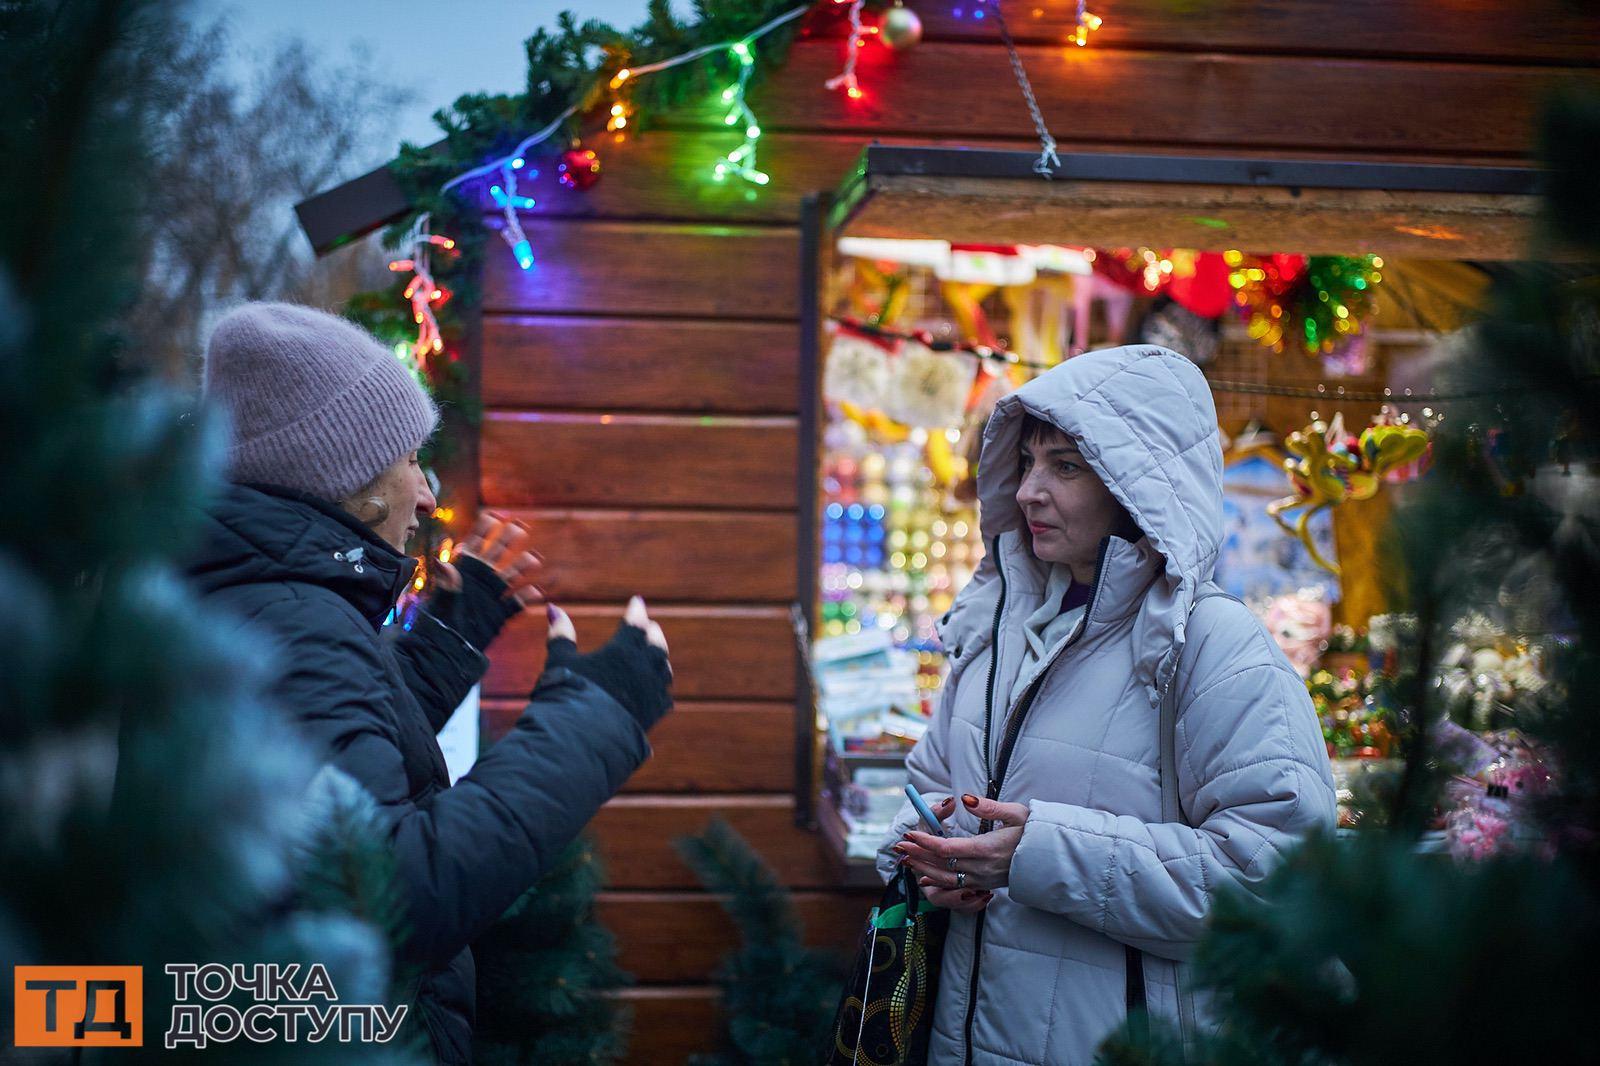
[439,3,808,269]
[827,316,1569,403]
[386,213,458,371]
[1073,0,1104,47]
[714,38,769,184]
[824,0,867,100]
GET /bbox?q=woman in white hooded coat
[878,345,1337,1066]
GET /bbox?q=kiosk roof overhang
[829,146,1545,261]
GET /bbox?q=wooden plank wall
[469,3,1597,1061]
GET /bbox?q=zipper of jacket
[962,535,1007,1066]
[962,535,1112,1066]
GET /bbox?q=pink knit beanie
[202,302,439,501]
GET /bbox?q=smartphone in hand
[904,784,948,837]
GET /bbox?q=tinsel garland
[1228,251,1385,356]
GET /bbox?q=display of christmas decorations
[1269,409,1431,573]
[1227,251,1385,355]
[1262,589,1334,676]
[815,406,985,856]
[1308,668,1392,759]
[1434,612,1550,732]
[1318,610,1560,846]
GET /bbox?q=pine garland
[676,818,843,1066]
[472,839,633,1066]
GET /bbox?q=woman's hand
[893,796,1031,893]
[893,796,994,913]
[435,511,544,610]
[542,597,673,732]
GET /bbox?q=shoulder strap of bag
[1159,589,1239,825]
[1157,587,1239,1049]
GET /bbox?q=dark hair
[1020,412,1068,448]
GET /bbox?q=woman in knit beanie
[188,302,675,1065]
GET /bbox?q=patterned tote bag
[824,863,949,1065]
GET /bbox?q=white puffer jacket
[876,345,1336,1065]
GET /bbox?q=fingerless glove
[427,555,522,652]
[542,623,673,732]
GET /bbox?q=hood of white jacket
[937,345,1224,696]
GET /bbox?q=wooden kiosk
[297,4,1596,1060]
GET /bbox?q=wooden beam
[746,40,1588,159]
[844,172,1539,259]
[609,987,720,1065]
[589,795,837,888]
[481,221,801,319]
[482,699,797,794]
[478,508,798,604]
[913,0,1600,66]
[480,412,798,510]
[597,889,877,982]
[483,604,797,700]
[481,315,800,413]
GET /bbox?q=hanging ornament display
[1164,250,1233,318]
[1072,270,1135,354]
[1093,246,1170,294]
[881,1,924,49]
[557,146,602,191]
[1138,297,1221,367]
[884,341,976,429]
[1229,251,1383,356]
[1268,410,1431,574]
[823,326,893,410]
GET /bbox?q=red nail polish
[962,794,979,808]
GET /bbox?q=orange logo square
[13,967,143,1047]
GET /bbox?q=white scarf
[1009,564,1087,708]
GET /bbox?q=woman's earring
[360,497,390,526]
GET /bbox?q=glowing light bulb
[512,240,534,270]
[610,68,631,89]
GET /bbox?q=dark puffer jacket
[188,483,649,1063]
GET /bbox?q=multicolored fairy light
[825,0,868,100]
[490,160,537,270]
[713,39,770,185]
[438,5,808,269]
[1072,1,1103,47]
[386,214,457,371]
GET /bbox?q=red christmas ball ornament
[557,147,601,191]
